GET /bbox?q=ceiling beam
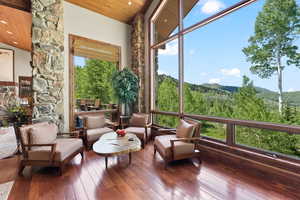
[0,0,31,12]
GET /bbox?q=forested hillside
[156,74,300,158]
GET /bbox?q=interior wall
[0,43,32,83]
[63,1,132,130]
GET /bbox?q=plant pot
[121,103,132,116]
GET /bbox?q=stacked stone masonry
[31,0,64,130]
[131,13,146,113]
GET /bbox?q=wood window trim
[68,34,121,130]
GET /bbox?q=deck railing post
[226,123,235,146]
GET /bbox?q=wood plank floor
[7,143,300,200]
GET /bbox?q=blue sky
[157,0,300,92]
[74,56,86,67]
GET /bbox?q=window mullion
[178,0,184,116]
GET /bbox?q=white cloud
[201,0,225,14]
[200,72,208,76]
[220,68,241,77]
[208,78,221,84]
[287,88,295,92]
[158,40,178,56]
[157,69,169,75]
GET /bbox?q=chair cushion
[154,135,195,160]
[125,127,151,139]
[176,120,194,138]
[30,123,58,145]
[19,122,49,145]
[86,127,113,142]
[129,113,149,127]
[86,115,105,129]
[27,138,83,161]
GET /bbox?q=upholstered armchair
[81,114,114,149]
[19,122,84,176]
[154,118,202,168]
[125,113,152,148]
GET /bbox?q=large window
[150,0,300,159]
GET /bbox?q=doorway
[69,35,121,130]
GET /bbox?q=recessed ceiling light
[13,41,18,44]
[0,20,8,24]
[128,1,132,6]
[6,31,13,35]
[164,19,168,23]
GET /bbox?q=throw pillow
[86,115,105,129]
[176,120,195,138]
[30,123,58,145]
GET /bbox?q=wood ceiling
[65,0,152,24]
[0,5,32,51]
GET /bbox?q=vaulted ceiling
[64,0,153,24]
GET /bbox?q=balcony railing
[151,110,300,166]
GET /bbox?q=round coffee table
[93,132,141,168]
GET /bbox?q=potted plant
[112,67,139,116]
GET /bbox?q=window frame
[149,0,300,163]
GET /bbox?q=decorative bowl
[116,129,126,137]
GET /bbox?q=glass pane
[183,0,300,128]
[154,39,179,114]
[202,122,226,141]
[153,114,179,128]
[183,0,242,28]
[153,0,179,44]
[236,126,300,159]
[74,56,118,112]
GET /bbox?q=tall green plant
[111,68,139,109]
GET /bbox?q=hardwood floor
[6,143,300,200]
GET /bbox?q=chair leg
[164,161,168,170]
[59,165,64,176]
[18,163,25,176]
[141,140,145,149]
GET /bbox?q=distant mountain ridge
[158,74,300,106]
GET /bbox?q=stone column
[31,0,64,130]
[131,13,146,113]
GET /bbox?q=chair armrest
[23,143,57,161]
[170,137,201,143]
[58,131,80,138]
[158,128,176,132]
[144,123,152,128]
[170,137,201,160]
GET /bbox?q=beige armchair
[125,113,152,148]
[19,122,84,176]
[154,118,202,168]
[81,114,114,149]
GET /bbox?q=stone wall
[0,84,18,108]
[131,13,146,113]
[31,0,64,130]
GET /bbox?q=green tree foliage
[232,76,271,121]
[156,77,179,127]
[243,0,300,113]
[155,75,300,157]
[75,59,117,104]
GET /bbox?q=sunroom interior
[0,0,300,199]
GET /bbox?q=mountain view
[155,74,300,158]
[158,74,300,106]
